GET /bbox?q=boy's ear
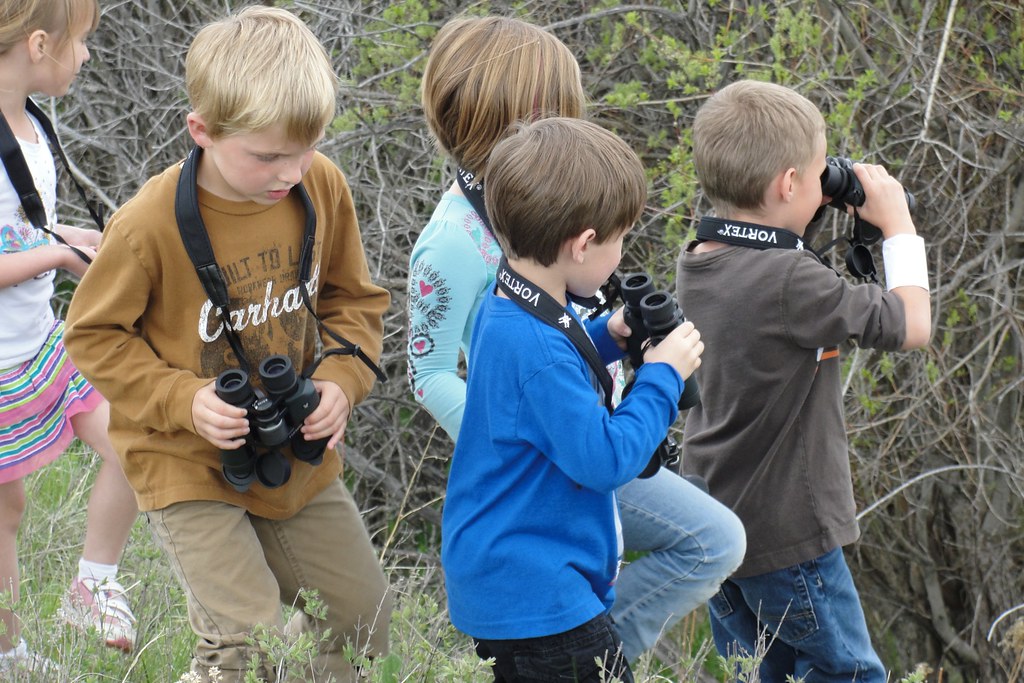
[778,167,798,203]
[567,228,597,264]
[186,113,214,148]
[27,30,48,63]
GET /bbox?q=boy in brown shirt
[677,80,930,680]
[65,7,391,681]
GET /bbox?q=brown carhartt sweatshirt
[65,152,390,518]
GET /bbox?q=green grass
[16,442,504,681]
[16,443,193,681]
[15,441,927,682]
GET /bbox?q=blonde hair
[185,6,337,144]
[485,117,647,267]
[0,0,99,55]
[693,79,826,215]
[421,15,585,182]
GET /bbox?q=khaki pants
[148,479,391,682]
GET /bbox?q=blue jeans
[474,612,633,682]
[612,468,746,662]
[709,547,886,682]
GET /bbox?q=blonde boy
[677,79,930,680]
[65,7,391,681]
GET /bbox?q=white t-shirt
[0,114,57,369]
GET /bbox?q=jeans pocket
[766,604,818,642]
[758,565,819,642]
[514,649,601,682]
[708,587,735,620]
[513,617,624,682]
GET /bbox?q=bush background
[36,0,1024,680]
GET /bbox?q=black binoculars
[214,355,328,492]
[620,273,701,411]
[820,156,916,244]
[617,273,701,479]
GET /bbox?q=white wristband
[882,233,929,291]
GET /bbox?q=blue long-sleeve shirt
[441,291,684,640]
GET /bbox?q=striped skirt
[0,320,101,484]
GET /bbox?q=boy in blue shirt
[441,117,705,682]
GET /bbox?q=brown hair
[485,117,647,266]
[185,6,337,144]
[692,79,826,215]
[0,0,99,55]
[421,15,585,182]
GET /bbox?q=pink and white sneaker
[59,577,136,652]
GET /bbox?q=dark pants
[474,613,634,682]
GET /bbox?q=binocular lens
[259,354,298,395]
[639,291,680,331]
[221,445,258,492]
[621,273,655,307]
[291,439,326,466]
[255,450,292,489]
[820,162,851,202]
[215,369,254,406]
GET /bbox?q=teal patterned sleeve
[406,197,498,441]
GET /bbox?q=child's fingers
[192,384,249,448]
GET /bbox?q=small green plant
[247,593,331,681]
[355,579,494,682]
[177,666,224,683]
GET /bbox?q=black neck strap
[174,146,385,382]
[699,214,880,285]
[0,98,105,264]
[494,257,614,413]
[456,166,488,229]
[696,216,805,251]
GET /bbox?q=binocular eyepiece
[617,273,700,479]
[620,273,700,410]
[214,355,328,493]
[820,156,916,244]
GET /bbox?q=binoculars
[214,355,328,492]
[618,273,700,478]
[820,155,916,244]
[620,273,701,411]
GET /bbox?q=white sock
[78,558,118,585]
[0,639,27,658]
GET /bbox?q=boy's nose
[280,160,303,185]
